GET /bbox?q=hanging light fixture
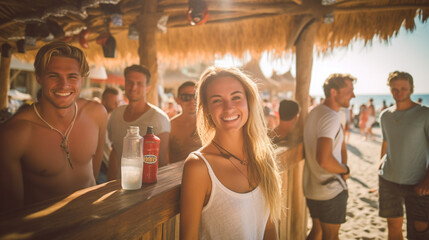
[128,23,139,40]
[321,0,336,5]
[16,39,26,53]
[100,3,123,27]
[187,0,209,26]
[323,13,334,24]
[102,34,116,58]
[46,19,65,39]
[25,22,38,46]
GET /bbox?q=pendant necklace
[212,140,252,189]
[212,140,248,166]
[33,102,78,169]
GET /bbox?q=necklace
[212,141,253,189]
[212,140,248,166]
[33,102,78,169]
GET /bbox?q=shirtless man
[169,81,202,163]
[0,42,107,212]
[365,98,376,140]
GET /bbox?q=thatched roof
[271,70,295,93]
[1,0,428,69]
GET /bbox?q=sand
[307,126,407,239]
[341,127,407,239]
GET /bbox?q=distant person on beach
[269,99,300,144]
[180,66,281,239]
[0,42,107,212]
[417,97,423,104]
[169,81,202,163]
[263,99,278,130]
[107,64,170,180]
[303,73,355,240]
[345,105,354,143]
[359,104,368,137]
[97,87,122,184]
[365,98,376,140]
[378,71,429,240]
[381,100,388,112]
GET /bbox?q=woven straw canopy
[1,0,428,69]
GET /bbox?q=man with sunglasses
[168,81,202,163]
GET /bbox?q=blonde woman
[180,66,282,240]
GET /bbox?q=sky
[216,19,429,96]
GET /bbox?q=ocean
[314,94,429,115]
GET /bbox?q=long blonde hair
[196,66,282,221]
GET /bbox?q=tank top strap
[191,151,216,177]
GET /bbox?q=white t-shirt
[108,104,170,176]
[193,152,270,240]
[303,104,346,200]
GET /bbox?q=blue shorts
[306,190,348,224]
[379,176,429,240]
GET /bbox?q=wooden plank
[0,55,11,109]
[0,144,307,240]
[0,162,184,240]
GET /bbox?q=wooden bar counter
[0,143,305,240]
[0,162,184,240]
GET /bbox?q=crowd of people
[0,42,428,240]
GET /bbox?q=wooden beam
[9,69,21,83]
[0,55,11,110]
[137,0,159,106]
[335,3,429,13]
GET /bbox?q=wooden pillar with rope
[137,0,160,107]
[0,44,12,110]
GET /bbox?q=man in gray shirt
[379,71,429,240]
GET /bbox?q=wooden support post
[294,18,320,138]
[137,0,160,106]
[285,17,320,240]
[0,55,11,109]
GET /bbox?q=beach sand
[307,126,407,239]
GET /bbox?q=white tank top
[193,152,270,240]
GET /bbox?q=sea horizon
[312,93,429,114]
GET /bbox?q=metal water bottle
[142,126,160,183]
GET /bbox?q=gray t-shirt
[108,103,170,176]
[303,104,347,201]
[379,104,429,185]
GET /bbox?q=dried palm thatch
[1,0,428,70]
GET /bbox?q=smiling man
[303,73,356,240]
[0,42,107,213]
[106,65,170,180]
[378,71,429,240]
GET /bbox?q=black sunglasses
[179,94,195,102]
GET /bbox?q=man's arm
[91,103,108,178]
[158,132,170,167]
[0,121,28,212]
[107,146,119,180]
[340,139,349,180]
[379,140,387,170]
[316,137,348,174]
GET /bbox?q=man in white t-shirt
[107,65,170,180]
[303,73,356,240]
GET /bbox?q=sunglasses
[179,94,195,102]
